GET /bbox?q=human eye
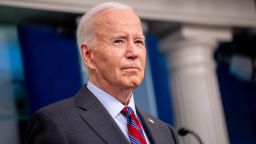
[134,39,144,45]
[113,39,124,44]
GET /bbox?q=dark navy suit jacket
[25,85,179,144]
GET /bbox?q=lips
[121,66,140,71]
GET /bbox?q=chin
[126,79,142,88]
[120,75,144,88]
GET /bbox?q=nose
[126,42,138,60]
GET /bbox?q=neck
[89,76,133,105]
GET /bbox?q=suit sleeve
[168,125,180,144]
[25,110,69,144]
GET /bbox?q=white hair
[76,2,133,48]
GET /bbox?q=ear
[80,44,96,69]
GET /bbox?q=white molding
[0,0,256,27]
[160,25,232,53]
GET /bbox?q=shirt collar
[87,81,136,119]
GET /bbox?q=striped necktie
[121,106,147,144]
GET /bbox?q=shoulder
[140,111,175,130]
[34,85,90,118]
[35,97,75,117]
[138,111,180,144]
[25,98,76,144]
[29,97,77,132]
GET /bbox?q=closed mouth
[122,66,140,71]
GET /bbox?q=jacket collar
[75,85,130,144]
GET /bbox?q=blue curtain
[18,25,82,114]
[146,34,174,125]
[217,63,256,144]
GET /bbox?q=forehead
[93,9,143,35]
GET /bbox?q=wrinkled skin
[81,9,146,105]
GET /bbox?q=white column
[160,24,232,144]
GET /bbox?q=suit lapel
[74,86,129,144]
[137,109,163,144]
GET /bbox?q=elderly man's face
[90,9,146,90]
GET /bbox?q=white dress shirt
[87,81,150,143]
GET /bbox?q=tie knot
[121,106,134,118]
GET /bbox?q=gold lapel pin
[148,118,154,124]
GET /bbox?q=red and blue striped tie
[122,106,147,144]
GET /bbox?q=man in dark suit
[25,2,179,144]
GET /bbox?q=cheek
[94,49,110,63]
[99,51,121,71]
[140,50,146,65]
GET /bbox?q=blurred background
[0,0,255,144]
